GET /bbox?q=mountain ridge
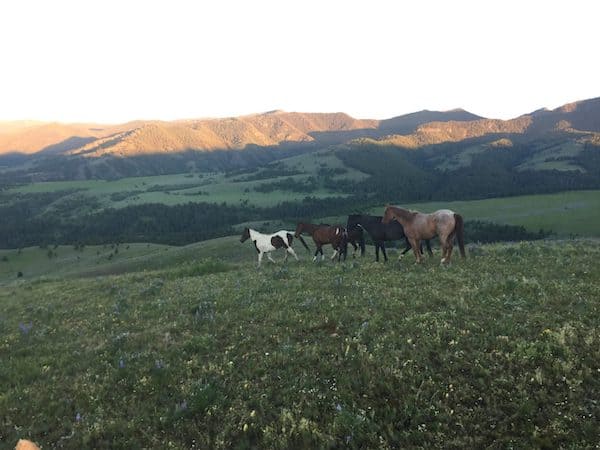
[1,98,599,157]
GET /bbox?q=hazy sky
[1,0,598,123]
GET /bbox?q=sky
[1,0,599,123]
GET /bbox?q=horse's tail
[454,213,466,258]
[297,234,311,252]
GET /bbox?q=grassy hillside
[6,154,361,210]
[0,238,256,285]
[1,239,599,448]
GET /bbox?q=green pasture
[367,190,600,237]
[5,154,357,210]
[432,144,487,171]
[0,243,171,284]
[279,150,369,182]
[1,239,599,448]
[0,238,265,285]
[517,140,585,172]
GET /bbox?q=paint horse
[382,205,465,264]
[240,227,309,266]
[347,214,432,262]
[294,222,348,262]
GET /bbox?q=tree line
[0,194,549,249]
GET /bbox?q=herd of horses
[241,205,466,266]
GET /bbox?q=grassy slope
[0,238,258,285]
[1,239,599,449]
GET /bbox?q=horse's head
[294,222,304,238]
[240,227,251,243]
[382,205,394,224]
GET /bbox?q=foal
[382,205,465,264]
[294,222,348,262]
[240,227,309,266]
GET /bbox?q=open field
[1,238,599,448]
[362,190,600,237]
[6,152,363,210]
[0,238,258,285]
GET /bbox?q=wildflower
[75,412,82,422]
[119,358,125,369]
[176,400,188,412]
[155,360,164,369]
[335,403,343,412]
[18,322,32,335]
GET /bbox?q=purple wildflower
[119,358,125,369]
[18,322,33,335]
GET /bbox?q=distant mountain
[0,109,484,157]
[378,108,484,135]
[1,97,599,181]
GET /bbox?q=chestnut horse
[294,222,348,262]
[382,205,465,264]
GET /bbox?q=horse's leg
[381,242,388,262]
[257,251,264,267]
[349,240,358,258]
[445,237,454,263]
[439,234,450,264]
[313,246,320,262]
[375,243,380,262]
[401,240,411,255]
[287,247,299,261]
[330,247,339,261]
[425,240,433,256]
[267,252,277,264]
[409,238,422,263]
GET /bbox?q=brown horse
[382,205,465,264]
[294,222,348,262]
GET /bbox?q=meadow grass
[0,237,259,285]
[368,190,600,237]
[1,239,599,449]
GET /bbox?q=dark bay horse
[294,222,348,262]
[382,205,465,264]
[345,222,366,257]
[347,214,432,262]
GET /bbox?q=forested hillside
[1,98,599,248]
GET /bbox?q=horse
[382,205,465,264]
[294,222,348,262]
[347,214,432,262]
[240,227,309,266]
